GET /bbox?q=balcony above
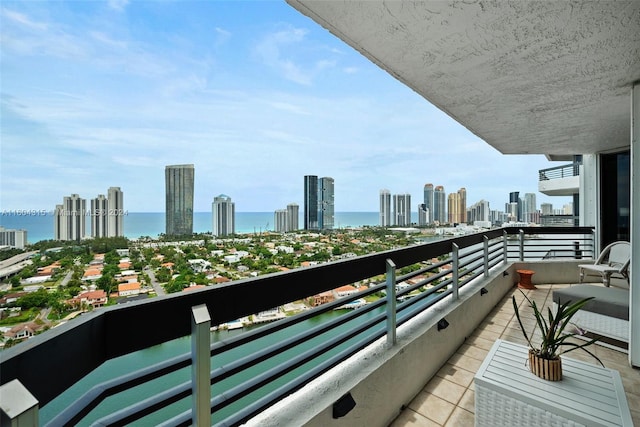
[538,163,580,196]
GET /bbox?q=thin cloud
[254,26,313,85]
[107,0,129,12]
[1,9,48,31]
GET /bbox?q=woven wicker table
[474,340,632,426]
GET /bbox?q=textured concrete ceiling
[287,1,640,157]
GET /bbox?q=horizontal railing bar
[396,287,451,328]
[46,352,192,426]
[213,323,390,427]
[219,289,454,427]
[97,307,392,426]
[89,380,192,427]
[210,313,389,415]
[459,269,484,289]
[209,302,387,384]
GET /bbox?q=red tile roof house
[334,285,359,298]
[67,290,108,309]
[118,282,141,297]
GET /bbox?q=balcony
[390,284,639,426]
[538,163,580,197]
[2,226,637,426]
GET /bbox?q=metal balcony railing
[0,226,595,426]
[538,163,580,181]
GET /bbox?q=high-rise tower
[54,194,86,241]
[379,189,391,226]
[423,183,434,223]
[91,194,108,238]
[418,203,429,226]
[319,177,335,230]
[212,194,235,236]
[393,193,411,226]
[107,187,124,237]
[523,193,537,223]
[165,164,194,236]
[433,186,446,224]
[304,176,334,230]
[304,175,319,230]
[447,188,467,224]
[509,191,522,221]
[286,203,299,231]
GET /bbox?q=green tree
[16,289,51,309]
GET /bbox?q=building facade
[433,185,446,224]
[54,194,86,241]
[319,177,335,230]
[423,183,434,224]
[91,194,108,238]
[304,175,334,230]
[165,164,194,236]
[274,210,288,233]
[393,193,411,226]
[212,194,235,237]
[286,203,299,232]
[417,203,429,226]
[468,199,490,223]
[379,189,391,227]
[275,203,300,233]
[0,227,27,249]
[447,187,467,224]
[508,191,522,221]
[304,175,319,230]
[523,192,537,223]
[107,187,124,237]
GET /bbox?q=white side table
[474,339,633,426]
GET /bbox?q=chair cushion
[552,285,629,321]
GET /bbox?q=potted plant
[512,290,603,381]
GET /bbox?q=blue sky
[1,0,570,214]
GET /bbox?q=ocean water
[0,212,420,244]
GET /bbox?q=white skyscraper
[523,192,537,223]
[286,203,299,231]
[274,210,288,233]
[107,187,124,237]
[212,194,235,237]
[393,193,411,226]
[54,194,86,241]
[91,194,108,238]
[275,203,300,233]
[418,203,429,226]
[380,189,391,226]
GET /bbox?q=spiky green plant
[512,290,603,366]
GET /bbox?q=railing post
[503,230,508,264]
[0,379,38,427]
[574,241,582,259]
[385,258,397,346]
[191,304,211,427]
[452,243,459,301]
[483,236,489,278]
[519,229,525,261]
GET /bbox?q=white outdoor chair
[578,241,630,287]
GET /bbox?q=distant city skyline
[1,1,571,214]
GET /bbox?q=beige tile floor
[390,284,640,427]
